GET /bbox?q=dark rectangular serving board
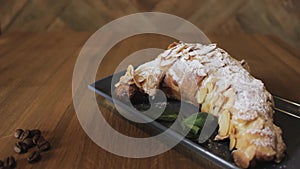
[89,72,300,169]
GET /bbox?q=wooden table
[0,32,299,169]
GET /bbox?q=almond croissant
[114,42,286,168]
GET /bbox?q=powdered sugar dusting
[162,42,274,122]
[250,137,275,148]
[245,126,276,151]
[247,126,275,136]
[124,42,274,122]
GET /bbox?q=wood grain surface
[1,0,300,48]
[0,32,299,169]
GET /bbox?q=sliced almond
[126,65,134,76]
[229,133,236,150]
[228,120,235,134]
[128,80,135,85]
[167,42,178,49]
[217,82,230,93]
[209,96,219,113]
[215,134,229,140]
[245,117,264,130]
[212,106,221,116]
[137,76,145,82]
[218,110,230,136]
[206,81,215,93]
[215,94,225,107]
[223,87,235,97]
[196,87,208,104]
[223,88,235,109]
[147,74,156,88]
[201,93,213,112]
[201,101,212,113]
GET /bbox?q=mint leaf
[182,113,209,135]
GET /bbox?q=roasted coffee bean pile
[14,129,51,162]
[0,129,51,169]
[0,156,16,169]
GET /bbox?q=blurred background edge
[0,0,299,50]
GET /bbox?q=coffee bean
[14,129,24,139]
[37,140,51,152]
[14,142,28,154]
[34,135,45,145]
[14,144,22,154]
[30,129,41,137]
[27,151,41,163]
[23,138,34,148]
[32,134,40,145]
[4,156,16,169]
[19,130,30,141]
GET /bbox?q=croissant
[114,42,286,168]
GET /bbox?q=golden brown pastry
[115,42,286,168]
